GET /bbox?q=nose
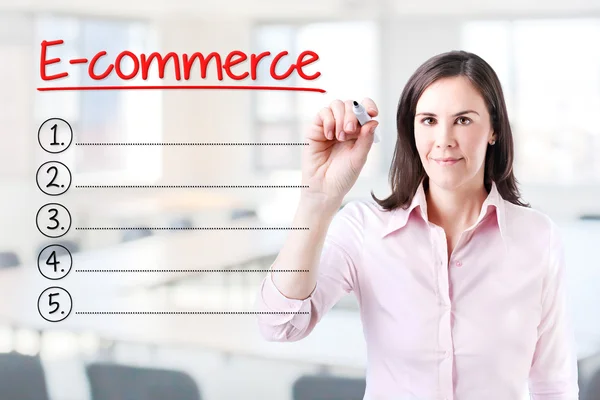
[434,123,456,148]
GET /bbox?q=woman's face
[413,76,496,191]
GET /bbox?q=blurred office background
[0,0,599,399]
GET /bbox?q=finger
[352,120,379,161]
[361,97,379,117]
[317,107,335,141]
[347,117,377,145]
[343,100,359,141]
[329,99,345,141]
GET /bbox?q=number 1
[50,124,58,146]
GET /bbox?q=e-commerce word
[40,40,321,82]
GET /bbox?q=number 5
[48,292,59,314]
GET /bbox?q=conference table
[0,225,368,370]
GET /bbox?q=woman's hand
[301,98,379,205]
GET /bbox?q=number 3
[47,208,60,230]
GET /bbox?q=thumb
[352,121,379,157]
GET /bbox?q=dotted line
[75,185,308,188]
[75,227,308,231]
[75,142,309,146]
[75,311,309,315]
[75,269,309,273]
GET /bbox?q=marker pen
[352,101,380,143]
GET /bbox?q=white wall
[1,4,599,265]
[158,17,252,184]
[2,0,600,18]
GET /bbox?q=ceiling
[1,0,599,19]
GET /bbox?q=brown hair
[372,50,530,210]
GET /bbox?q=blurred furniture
[86,362,201,400]
[37,239,80,256]
[0,249,368,369]
[0,251,19,268]
[292,374,366,400]
[121,228,154,243]
[0,221,597,378]
[583,367,600,400]
[1,227,286,298]
[168,217,194,229]
[580,351,600,399]
[0,352,49,400]
[580,214,600,221]
[230,208,257,221]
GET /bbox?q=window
[34,15,162,183]
[251,21,381,176]
[461,18,600,184]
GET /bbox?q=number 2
[46,166,59,188]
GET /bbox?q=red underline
[37,85,326,93]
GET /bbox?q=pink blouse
[254,181,579,399]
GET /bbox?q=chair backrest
[230,208,257,221]
[168,217,193,229]
[37,239,80,257]
[583,366,600,400]
[121,228,154,243]
[0,352,50,400]
[55,239,80,253]
[292,374,366,400]
[0,251,20,268]
[86,362,202,400]
[580,351,600,397]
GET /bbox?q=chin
[426,173,469,191]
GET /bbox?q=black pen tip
[353,101,359,106]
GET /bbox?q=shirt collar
[381,180,428,239]
[381,180,507,246]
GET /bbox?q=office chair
[37,239,80,257]
[230,208,258,221]
[121,228,154,243]
[0,352,50,400]
[167,217,194,229]
[580,351,600,400]
[86,362,202,400]
[292,374,366,400]
[583,366,600,400]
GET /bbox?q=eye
[420,117,472,126]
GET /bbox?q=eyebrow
[415,110,480,117]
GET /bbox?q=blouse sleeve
[254,201,364,342]
[528,221,579,399]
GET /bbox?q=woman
[254,50,579,399]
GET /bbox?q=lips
[433,157,462,166]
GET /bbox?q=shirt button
[455,260,462,267]
[445,350,452,358]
